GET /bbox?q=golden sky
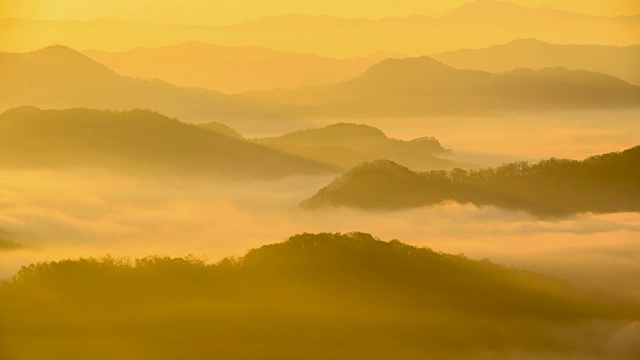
[1,0,639,25]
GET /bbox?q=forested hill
[302,146,640,215]
[0,107,336,178]
[1,232,637,359]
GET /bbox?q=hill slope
[84,42,385,93]
[197,121,244,139]
[252,56,640,117]
[4,47,639,124]
[0,46,301,132]
[432,39,640,85]
[0,107,336,178]
[302,146,640,215]
[1,232,637,359]
[254,123,464,171]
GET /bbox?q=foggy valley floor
[1,108,640,298]
[1,1,640,357]
[1,108,639,324]
[1,168,640,300]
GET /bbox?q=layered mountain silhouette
[254,123,465,171]
[3,46,639,126]
[0,46,305,132]
[302,146,640,215]
[433,39,640,85]
[84,42,388,93]
[1,232,636,359]
[198,121,244,139]
[0,107,336,178]
[3,1,639,57]
[254,56,640,117]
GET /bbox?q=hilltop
[0,46,302,133]
[254,123,462,171]
[1,232,637,359]
[0,107,336,178]
[302,146,640,215]
[3,1,639,57]
[252,56,640,117]
[84,42,385,93]
[432,39,640,85]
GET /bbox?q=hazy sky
[1,0,639,25]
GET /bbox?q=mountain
[254,123,465,171]
[198,122,244,139]
[3,46,638,125]
[84,42,386,93]
[0,107,336,178]
[302,146,640,215]
[0,46,305,133]
[252,56,640,117]
[432,39,640,85]
[1,232,636,359]
[2,1,639,57]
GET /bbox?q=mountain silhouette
[3,1,639,57]
[84,42,387,93]
[4,46,638,124]
[257,123,447,152]
[302,146,640,215]
[0,46,303,133]
[433,39,640,85]
[253,56,640,117]
[0,107,336,178]
[254,123,463,171]
[198,121,244,139]
[1,232,636,359]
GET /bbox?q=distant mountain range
[254,123,466,171]
[2,46,639,129]
[83,39,640,94]
[0,45,308,133]
[198,122,244,139]
[254,56,640,117]
[0,107,336,178]
[84,42,389,93]
[433,39,640,85]
[2,0,639,57]
[302,146,640,215]
[2,232,636,358]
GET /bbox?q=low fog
[2,110,640,300]
[330,110,640,165]
[1,167,639,299]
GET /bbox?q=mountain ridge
[302,146,640,215]
[251,55,640,117]
[3,1,638,57]
[0,107,337,178]
[2,231,637,358]
[253,123,463,171]
[0,45,310,133]
[83,42,385,93]
[432,39,640,85]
